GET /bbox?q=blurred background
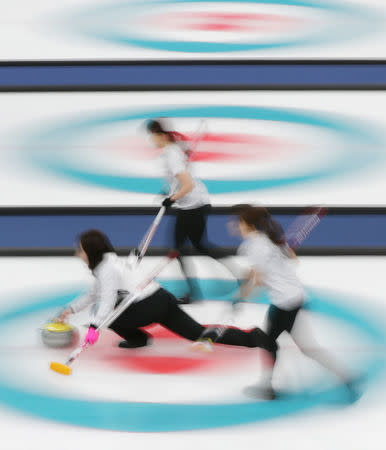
[0,1,386,449]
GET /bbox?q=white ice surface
[0,256,384,449]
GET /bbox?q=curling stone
[41,322,79,348]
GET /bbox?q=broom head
[50,361,72,375]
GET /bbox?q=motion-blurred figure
[234,204,358,401]
[146,118,232,303]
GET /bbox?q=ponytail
[147,119,192,158]
[236,205,285,247]
[146,119,176,142]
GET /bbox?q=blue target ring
[65,0,379,53]
[0,281,384,431]
[23,105,384,195]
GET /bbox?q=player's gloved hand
[162,197,175,208]
[84,326,99,345]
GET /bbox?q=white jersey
[161,143,210,210]
[69,253,160,327]
[238,233,304,310]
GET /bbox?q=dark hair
[146,119,175,142]
[236,205,285,246]
[78,229,115,271]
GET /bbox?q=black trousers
[265,304,302,360]
[174,205,232,296]
[109,288,268,349]
[174,204,217,256]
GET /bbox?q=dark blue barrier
[1,62,386,90]
[1,211,385,255]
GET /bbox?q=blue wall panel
[1,213,385,249]
[1,64,386,89]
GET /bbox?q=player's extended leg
[291,310,351,384]
[244,305,294,400]
[186,205,244,295]
[291,309,361,402]
[174,205,228,302]
[174,209,197,302]
[157,289,272,350]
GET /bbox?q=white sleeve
[238,241,268,273]
[69,284,96,313]
[166,147,186,176]
[250,249,269,273]
[90,265,120,328]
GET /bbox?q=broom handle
[136,206,166,263]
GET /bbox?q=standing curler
[146,118,233,304]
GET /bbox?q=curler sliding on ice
[51,206,167,374]
[50,248,178,375]
[50,229,273,377]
